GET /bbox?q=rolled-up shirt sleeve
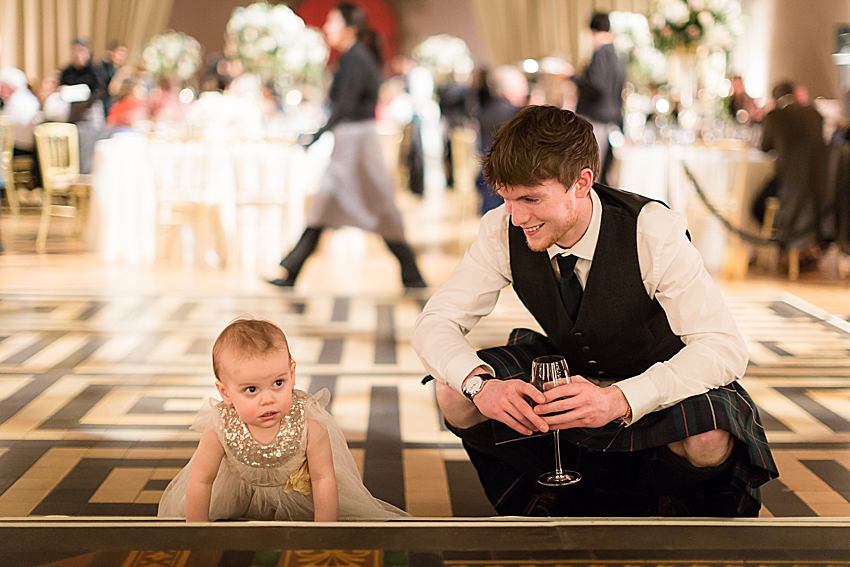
[615,202,749,423]
[412,208,513,393]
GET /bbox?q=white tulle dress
[157,389,408,521]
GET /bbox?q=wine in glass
[531,355,582,487]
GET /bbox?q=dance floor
[1,194,850,564]
[1,284,850,518]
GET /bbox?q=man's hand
[472,378,549,436]
[533,376,630,429]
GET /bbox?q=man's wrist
[611,385,632,425]
[461,371,492,401]
[615,402,632,425]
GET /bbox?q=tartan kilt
[474,328,779,503]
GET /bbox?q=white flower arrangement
[610,11,667,86]
[224,2,328,85]
[412,34,474,84]
[649,0,744,53]
[142,31,203,82]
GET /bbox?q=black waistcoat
[509,184,684,381]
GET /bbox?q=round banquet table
[89,132,333,269]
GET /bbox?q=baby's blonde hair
[212,316,294,381]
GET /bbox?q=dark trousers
[13,147,42,190]
[449,418,758,517]
[280,227,424,286]
[752,176,779,226]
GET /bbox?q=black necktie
[556,254,583,321]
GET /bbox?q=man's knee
[435,381,488,429]
[667,429,734,468]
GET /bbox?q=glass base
[538,469,581,487]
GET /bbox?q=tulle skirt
[157,389,408,521]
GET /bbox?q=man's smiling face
[499,177,589,252]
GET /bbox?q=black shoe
[403,277,428,289]
[267,276,296,288]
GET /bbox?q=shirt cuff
[444,353,495,394]
[612,375,661,424]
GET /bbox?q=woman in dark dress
[269,3,426,289]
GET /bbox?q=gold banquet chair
[33,122,92,253]
[231,140,294,269]
[150,139,227,268]
[0,116,21,216]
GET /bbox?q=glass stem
[553,430,564,475]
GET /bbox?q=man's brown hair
[482,105,600,192]
[212,317,293,380]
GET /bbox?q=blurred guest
[260,80,282,116]
[831,88,850,145]
[728,76,762,123]
[470,67,491,115]
[755,81,828,251]
[148,76,188,123]
[0,68,42,189]
[59,38,107,128]
[107,77,149,129]
[200,53,234,93]
[98,41,128,86]
[97,41,128,115]
[388,55,425,196]
[475,65,528,214]
[571,12,626,185]
[38,73,70,123]
[438,72,473,189]
[268,2,426,290]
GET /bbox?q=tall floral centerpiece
[649,0,742,54]
[224,2,328,99]
[610,12,667,89]
[142,31,203,83]
[649,0,744,113]
[412,34,474,86]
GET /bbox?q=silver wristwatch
[462,373,489,401]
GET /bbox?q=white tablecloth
[90,133,333,269]
[616,143,775,273]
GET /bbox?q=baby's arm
[306,418,339,521]
[184,429,225,522]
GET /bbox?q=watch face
[464,375,483,397]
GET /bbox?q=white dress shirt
[412,189,749,424]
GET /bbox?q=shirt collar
[547,188,601,261]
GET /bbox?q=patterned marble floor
[0,280,849,519]
[2,185,850,522]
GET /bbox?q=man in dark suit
[571,12,626,185]
[756,81,827,248]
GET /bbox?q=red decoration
[295,0,398,66]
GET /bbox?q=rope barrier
[681,162,810,246]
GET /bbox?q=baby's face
[216,348,295,432]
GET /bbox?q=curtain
[471,0,649,67]
[0,0,174,84]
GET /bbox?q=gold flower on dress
[284,459,312,494]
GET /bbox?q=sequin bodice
[218,391,307,469]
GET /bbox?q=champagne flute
[530,355,582,487]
